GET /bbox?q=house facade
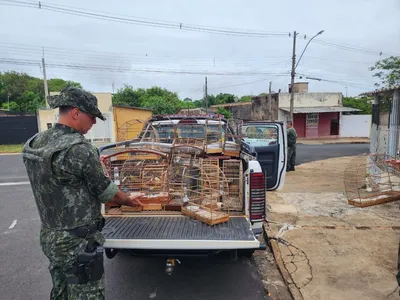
[211,82,362,138]
[277,90,360,138]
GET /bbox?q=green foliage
[215,93,235,105]
[217,107,232,119]
[343,97,372,114]
[0,71,82,113]
[370,56,400,88]
[193,100,204,108]
[239,95,252,102]
[48,78,82,91]
[112,85,190,115]
[205,95,216,107]
[1,101,19,111]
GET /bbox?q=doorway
[330,119,339,135]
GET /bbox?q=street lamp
[295,30,324,69]
[289,30,324,123]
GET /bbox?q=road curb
[270,239,304,300]
[297,142,369,145]
[0,153,21,156]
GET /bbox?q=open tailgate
[102,216,260,250]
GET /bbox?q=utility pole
[205,76,208,113]
[289,31,297,124]
[268,81,272,120]
[42,48,49,108]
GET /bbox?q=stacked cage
[101,149,170,212]
[344,153,400,207]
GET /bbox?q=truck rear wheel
[105,248,119,259]
[238,250,255,258]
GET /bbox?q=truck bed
[102,216,261,250]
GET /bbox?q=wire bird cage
[344,153,400,207]
[222,160,244,211]
[180,158,231,225]
[116,119,147,143]
[101,149,170,211]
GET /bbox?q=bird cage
[169,149,201,203]
[180,160,231,225]
[116,119,147,143]
[222,160,243,211]
[344,153,400,207]
[101,149,170,211]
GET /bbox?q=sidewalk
[297,137,370,145]
[265,156,400,300]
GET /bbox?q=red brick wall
[294,113,306,137]
[318,112,340,137]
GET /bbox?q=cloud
[0,0,399,99]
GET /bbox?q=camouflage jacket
[287,127,297,147]
[22,124,118,230]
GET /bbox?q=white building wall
[42,91,116,143]
[278,92,342,108]
[340,115,371,137]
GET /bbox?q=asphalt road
[295,143,369,165]
[0,144,369,300]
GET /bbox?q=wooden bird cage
[101,149,170,211]
[116,119,147,143]
[222,160,244,211]
[169,149,201,203]
[344,153,400,207]
[180,160,231,225]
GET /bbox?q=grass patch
[0,144,24,153]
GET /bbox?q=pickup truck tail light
[249,172,266,222]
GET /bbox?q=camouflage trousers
[287,145,296,170]
[40,226,105,300]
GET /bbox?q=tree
[193,100,204,108]
[48,78,82,91]
[112,85,189,115]
[216,107,232,119]
[343,97,372,114]
[215,93,235,105]
[239,95,252,102]
[0,71,83,113]
[370,56,400,88]
[113,85,144,107]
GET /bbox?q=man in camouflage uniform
[286,121,297,171]
[22,87,144,300]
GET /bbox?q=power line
[297,34,399,57]
[0,0,289,38]
[297,72,373,89]
[2,1,397,57]
[0,42,292,66]
[0,57,291,76]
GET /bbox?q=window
[242,124,278,141]
[306,113,319,126]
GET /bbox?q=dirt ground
[264,156,400,300]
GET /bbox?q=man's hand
[127,192,145,206]
[109,190,145,207]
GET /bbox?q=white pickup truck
[98,115,286,273]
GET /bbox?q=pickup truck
[98,115,286,273]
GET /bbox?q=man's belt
[68,218,105,238]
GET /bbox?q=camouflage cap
[48,86,106,121]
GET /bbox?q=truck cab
[98,115,286,271]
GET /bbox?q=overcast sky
[0,0,399,99]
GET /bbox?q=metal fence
[0,113,38,144]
